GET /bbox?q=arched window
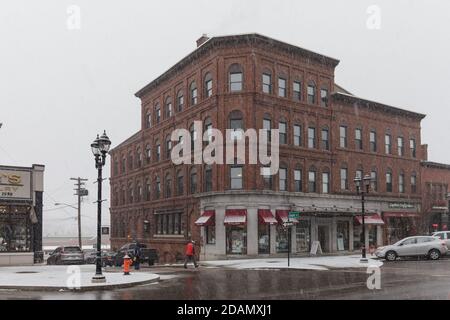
[177,170,184,196]
[145,110,151,129]
[177,90,184,112]
[145,177,151,201]
[121,185,126,205]
[190,168,197,194]
[165,97,172,118]
[307,81,316,104]
[165,135,172,160]
[155,103,161,123]
[128,183,134,203]
[136,183,142,202]
[136,148,142,168]
[155,140,160,162]
[128,152,133,171]
[165,173,172,199]
[229,64,243,92]
[204,117,212,143]
[190,81,198,106]
[121,156,126,173]
[204,73,213,98]
[155,176,161,199]
[204,165,212,192]
[308,166,317,193]
[145,144,151,164]
[190,123,197,152]
[320,85,329,107]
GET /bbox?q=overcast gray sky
[1,0,449,237]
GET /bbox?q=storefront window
[226,226,247,254]
[276,224,289,253]
[386,217,417,244]
[0,208,32,252]
[353,224,361,250]
[296,220,310,252]
[368,225,377,247]
[206,225,216,244]
[336,221,349,251]
[258,223,270,254]
[155,213,183,235]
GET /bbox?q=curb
[0,275,160,292]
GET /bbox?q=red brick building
[109,34,433,262]
[420,162,450,233]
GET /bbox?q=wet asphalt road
[2,258,450,300]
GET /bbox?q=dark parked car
[47,246,85,265]
[84,250,116,267]
[115,243,158,267]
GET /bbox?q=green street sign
[288,211,300,219]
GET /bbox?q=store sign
[388,203,415,209]
[0,169,32,200]
[101,227,110,235]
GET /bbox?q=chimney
[196,34,210,47]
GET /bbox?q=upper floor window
[262,73,272,94]
[399,172,405,193]
[204,73,213,98]
[204,165,212,192]
[321,128,329,150]
[155,176,161,199]
[156,143,161,162]
[340,168,348,190]
[127,152,133,171]
[145,112,151,129]
[385,134,392,154]
[229,64,243,92]
[308,168,317,193]
[355,128,363,150]
[145,178,151,201]
[294,169,302,192]
[145,144,151,164]
[279,167,287,191]
[371,170,378,192]
[278,77,286,97]
[322,171,330,194]
[340,126,347,148]
[190,81,198,106]
[229,110,244,140]
[293,81,302,101]
[136,149,142,168]
[263,117,272,142]
[397,137,404,156]
[165,173,172,198]
[165,136,172,160]
[370,130,377,152]
[307,82,316,104]
[411,173,417,193]
[230,165,243,189]
[308,127,316,148]
[165,97,172,118]
[262,167,273,190]
[320,88,328,107]
[279,120,287,144]
[177,90,184,112]
[121,157,126,173]
[386,170,393,192]
[155,105,161,124]
[190,168,197,194]
[294,124,302,146]
[177,171,184,196]
[410,138,416,158]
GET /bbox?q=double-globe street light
[354,174,372,263]
[90,131,111,283]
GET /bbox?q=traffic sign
[288,211,300,219]
[283,221,294,227]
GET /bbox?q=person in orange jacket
[184,240,198,269]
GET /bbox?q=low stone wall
[0,252,34,266]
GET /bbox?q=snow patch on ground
[203,255,383,271]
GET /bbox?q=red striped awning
[275,210,298,224]
[355,214,384,225]
[224,209,247,225]
[194,210,215,226]
[258,209,278,224]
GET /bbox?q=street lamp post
[354,174,372,263]
[90,131,111,283]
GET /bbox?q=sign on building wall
[0,169,32,200]
[388,203,415,209]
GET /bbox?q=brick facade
[109,34,438,262]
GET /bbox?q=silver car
[375,236,448,261]
[431,231,450,251]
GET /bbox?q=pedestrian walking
[184,240,198,269]
[133,243,141,270]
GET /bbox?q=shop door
[318,225,329,253]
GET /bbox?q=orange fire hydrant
[123,254,132,275]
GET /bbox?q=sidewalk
[0,265,160,291]
[202,254,383,271]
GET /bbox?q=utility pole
[71,177,88,249]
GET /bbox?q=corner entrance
[317,225,329,253]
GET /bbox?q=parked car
[431,231,450,251]
[84,250,116,267]
[375,236,448,261]
[47,246,85,265]
[114,243,158,267]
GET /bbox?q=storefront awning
[275,210,298,224]
[194,210,215,226]
[224,209,247,225]
[355,214,384,225]
[258,209,278,224]
[383,212,419,218]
